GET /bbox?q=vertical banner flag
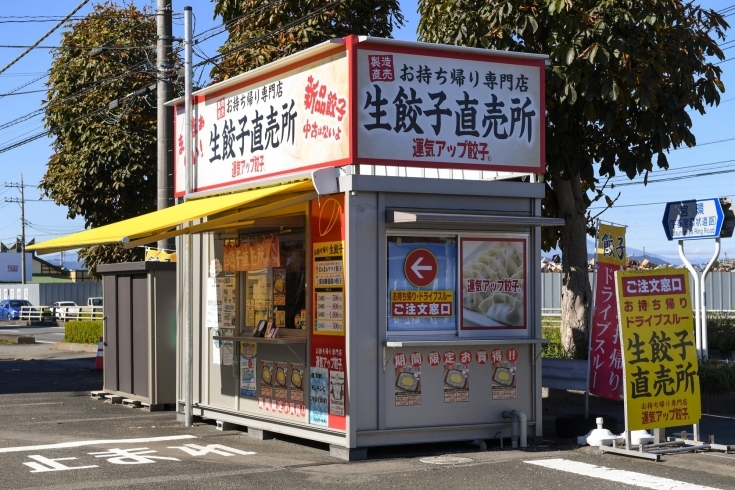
[616,270,701,431]
[309,194,346,431]
[588,224,626,400]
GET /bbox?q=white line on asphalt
[34,341,57,344]
[525,458,721,490]
[1,329,19,333]
[0,435,197,453]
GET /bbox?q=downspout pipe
[502,410,527,449]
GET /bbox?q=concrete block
[216,420,238,431]
[329,445,367,461]
[247,427,274,440]
[0,334,34,344]
[104,395,123,404]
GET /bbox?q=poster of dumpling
[460,237,527,330]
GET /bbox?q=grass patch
[541,316,561,328]
[64,320,103,344]
[542,327,567,359]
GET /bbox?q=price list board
[313,241,344,334]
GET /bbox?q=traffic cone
[94,337,104,370]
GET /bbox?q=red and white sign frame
[459,234,528,333]
[173,36,546,195]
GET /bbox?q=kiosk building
[29,36,560,460]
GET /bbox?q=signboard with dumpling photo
[460,237,527,330]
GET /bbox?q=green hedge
[708,313,735,354]
[699,359,735,396]
[65,320,103,344]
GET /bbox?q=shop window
[387,236,457,334]
[243,238,307,331]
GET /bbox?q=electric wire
[193,0,346,69]
[0,0,91,77]
[0,0,337,150]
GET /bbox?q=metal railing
[20,306,104,321]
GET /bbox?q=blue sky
[0,0,732,268]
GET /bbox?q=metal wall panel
[153,267,178,404]
[376,188,538,432]
[117,275,132,394]
[37,282,102,306]
[0,284,39,305]
[132,274,149,397]
[103,275,118,391]
[348,191,381,432]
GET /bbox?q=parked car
[88,297,103,307]
[52,301,80,320]
[0,299,33,321]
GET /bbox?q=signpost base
[667,432,734,453]
[600,438,710,461]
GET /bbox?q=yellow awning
[28,181,315,254]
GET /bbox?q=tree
[41,1,176,274]
[210,0,404,81]
[418,1,728,356]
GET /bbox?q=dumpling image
[396,372,419,392]
[463,241,524,326]
[291,369,303,389]
[493,367,514,386]
[261,366,272,385]
[275,367,287,387]
[444,369,467,389]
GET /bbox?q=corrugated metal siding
[38,282,102,306]
[542,271,735,312]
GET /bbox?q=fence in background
[541,271,735,312]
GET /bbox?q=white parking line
[0,435,197,453]
[525,458,721,490]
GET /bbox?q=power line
[0,74,46,100]
[606,158,735,184]
[0,0,91,77]
[0,0,314,144]
[193,0,346,69]
[612,168,735,187]
[0,44,153,50]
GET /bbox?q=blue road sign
[662,198,724,241]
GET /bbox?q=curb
[0,333,35,344]
[55,342,98,353]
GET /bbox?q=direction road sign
[662,198,724,241]
[404,248,438,287]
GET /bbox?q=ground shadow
[0,357,102,394]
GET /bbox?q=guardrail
[541,358,588,391]
[20,306,103,321]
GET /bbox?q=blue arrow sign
[662,198,724,241]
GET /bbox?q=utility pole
[157,0,174,253]
[5,175,27,284]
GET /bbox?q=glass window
[387,236,457,333]
[460,236,528,333]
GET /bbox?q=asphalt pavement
[1,344,735,489]
[0,322,66,344]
